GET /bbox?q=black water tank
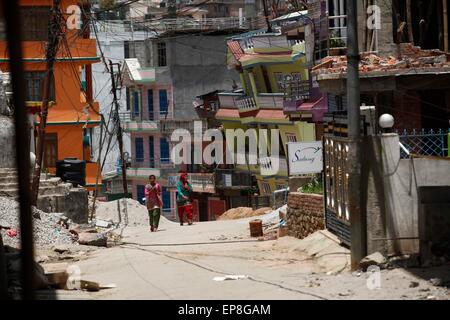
[56,158,86,187]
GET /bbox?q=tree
[100,0,116,10]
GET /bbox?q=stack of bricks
[287,192,325,239]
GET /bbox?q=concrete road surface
[46,214,449,300]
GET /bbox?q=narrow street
[47,214,449,300]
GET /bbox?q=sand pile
[94,198,149,226]
[218,207,273,220]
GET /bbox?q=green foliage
[297,176,323,195]
[99,0,116,10]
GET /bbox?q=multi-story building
[0,1,102,191]
[91,20,151,174]
[121,29,243,219]
[216,24,319,200]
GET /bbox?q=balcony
[283,80,311,113]
[0,38,98,62]
[258,93,285,109]
[215,169,253,189]
[120,111,169,133]
[218,91,285,113]
[160,119,207,136]
[259,157,288,177]
[218,91,245,108]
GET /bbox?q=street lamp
[379,114,395,133]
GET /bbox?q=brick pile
[312,43,450,76]
[287,192,324,239]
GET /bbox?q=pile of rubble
[312,43,450,75]
[218,207,273,220]
[0,196,74,248]
[91,198,149,227]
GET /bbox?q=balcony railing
[160,119,207,135]
[119,111,173,122]
[236,96,258,112]
[130,157,173,169]
[142,17,260,33]
[257,93,285,109]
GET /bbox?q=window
[44,133,57,168]
[147,89,154,120]
[159,89,168,116]
[286,134,297,143]
[24,71,55,102]
[160,138,170,164]
[20,6,50,41]
[157,42,167,67]
[132,90,140,118]
[149,136,155,167]
[126,88,130,111]
[135,137,144,162]
[137,185,145,204]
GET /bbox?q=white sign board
[287,141,323,175]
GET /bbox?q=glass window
[160,138,170,164]
[159,89,168,116]
[24,71,55,102]
[157,42,167,67]
[135,137,144,162]
[20,6,50,41]
[147,89,154,120]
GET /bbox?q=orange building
[0,0,101,191]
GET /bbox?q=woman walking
[145,175,163,232]
[176,172,193,226]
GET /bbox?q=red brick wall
[287,192,325,239]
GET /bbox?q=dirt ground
[38,212,450,300]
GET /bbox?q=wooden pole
[31,0,62,206]
[2,0,36,299]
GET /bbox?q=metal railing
[257,93,285,109]
[119,111,173,122]
[143,17,260,32]
[397,129,450,159]
[130,157,173,169]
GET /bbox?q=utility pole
[31,0,62,206]
[346,0,366,270]
[262,0,273,33]
[109,60,128,199]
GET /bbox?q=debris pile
[218,207,273,220]
[0,196,74,248]
[92,198,149,227]
[312,43,450,76]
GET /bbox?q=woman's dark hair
[149,175,156,179]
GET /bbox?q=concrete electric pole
[346,0,366,270]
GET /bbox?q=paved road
[55,215,449,300]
